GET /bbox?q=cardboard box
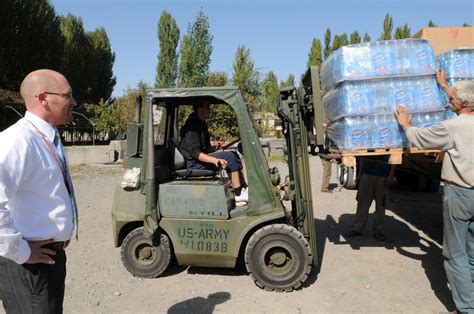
[413,27,474,55]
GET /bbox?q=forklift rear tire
[121,227,171,278]
[245,224,312,292]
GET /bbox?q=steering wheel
[221,137,241,150]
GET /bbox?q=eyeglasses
[42,91,74,100]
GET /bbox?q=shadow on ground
[167,292,231,314]
[311,186,455,311]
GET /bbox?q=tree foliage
[380,14,393,40]
[307,39,323,69]
[363,33,371,42]
[59,14,90,106]
[84,99,125,137]
[178,10,213,87]
[394,23,411,39]
[332,33,348,51]
[349,31,361,45]
[280,74,295,88]
[428,20,437,27]
[155,11,180,88]
[261,71,279,113]
[206,72,239,138]
[58,14,116,107]
[231,45,260,112]
[323,28,332,59]
[0,0,63,90]
[86,27,116,103]
[95,81,150,135]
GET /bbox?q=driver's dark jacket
[179,112,215,160]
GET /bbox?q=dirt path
[1,156,454,313]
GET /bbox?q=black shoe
[373,232,386,241]
[345,229,362,237]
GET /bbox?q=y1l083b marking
[178,227,230,253]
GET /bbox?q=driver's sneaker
[235,187,248,205]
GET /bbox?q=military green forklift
[111,86,317,291]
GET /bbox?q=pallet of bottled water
[326,111,445,151]
[436,48,474,120]
[437,48,474,79]
[320,39,436,93]
[322,75,444,122]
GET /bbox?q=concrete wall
[64,139,286,165]
[65,145,117,165]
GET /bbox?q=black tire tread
[120,227,171,279]
[244,224,312,292]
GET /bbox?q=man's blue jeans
[442,184,474,312]
[187,151,242,173]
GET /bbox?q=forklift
[111,86,317,291]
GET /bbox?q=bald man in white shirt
[0,69,77,313]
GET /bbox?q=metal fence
[0,104,110,146]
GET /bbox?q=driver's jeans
[187,151,243,173]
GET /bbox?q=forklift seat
[169,138,217,179]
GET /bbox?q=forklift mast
[278,87,318,266]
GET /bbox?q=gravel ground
[1,156,455,313]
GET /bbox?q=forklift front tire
[121,227,171,278]
[245,224,312,292]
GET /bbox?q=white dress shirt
[0,112,74,264]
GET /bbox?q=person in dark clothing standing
[345,157,395,241]
[179,103,248,204]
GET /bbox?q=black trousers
[0,251,66,314]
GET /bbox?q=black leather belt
[47,241,70,251]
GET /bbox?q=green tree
[428,20,437,27]
[323,28,332,59]
[394,23,411,39]
[84,99,125,138]
[462,22,470,27]
[231,45,260,112]
[333,33,348,51]
[206,72,238,138]
[178,10,213,87]
[380,13,393,40]
[349,31,361,45]
[0,0,63,90]
[402,24,411,38]
[113,81,150,129]
[59,14,90,106]
[155,11,180,88]
[394,26,403,39]
[363,32,371,42]
[280,74,295,88]
[307,38,323,69]
[86,27,116,103]
[261,71,279,113]
[207,72,228,87]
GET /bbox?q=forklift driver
[179,102,248,205]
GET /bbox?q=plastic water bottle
[348,116,370,150]
[394,80,415,112]
[444,108,457,120]
[414,42,435,73]
[419,83,439,112]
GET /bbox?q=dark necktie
[54,130,78,238]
